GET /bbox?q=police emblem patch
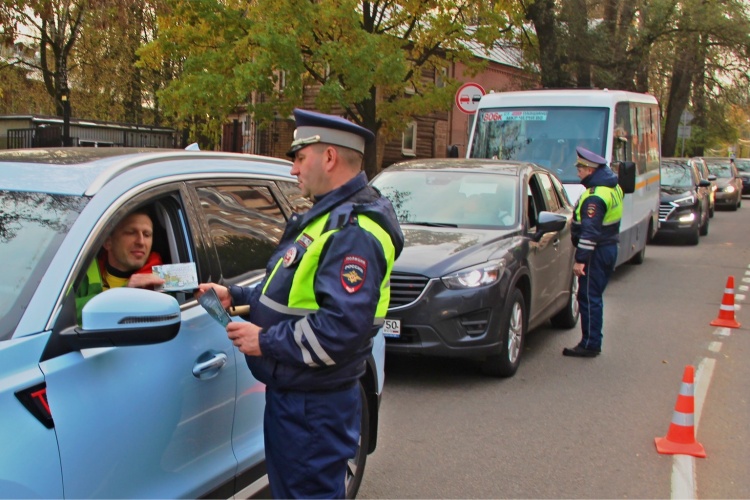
[341,255,367,293]
[586,205,596,218]
[298,233,313,249]
[282,246,297,267]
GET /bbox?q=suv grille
[389,272,430,308]
[658,202,674,221]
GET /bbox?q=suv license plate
[383,319,401,338]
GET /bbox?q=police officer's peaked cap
[286,108,375,158]
[576,146,607,169]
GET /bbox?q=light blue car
[0,148,385,499]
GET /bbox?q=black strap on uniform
[323,203,359,233]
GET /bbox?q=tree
[654,0,750,156]
[74,0,168,124]
[0,0,88,118]
[141,0,514,177]
[1,0,175,128]
[515,0,677,90]
[512,0,750,157]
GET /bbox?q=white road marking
[714,328,731,337]
[708,342,722,353]
[670,357,716,499]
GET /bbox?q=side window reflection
[196,184,285,283]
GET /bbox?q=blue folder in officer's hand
[198,288,231,327]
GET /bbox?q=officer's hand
[195,283,231,309]
[227,322,263,356]
[128,273,166,289]
[573,262,586,277]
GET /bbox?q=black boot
[562,345,600,357]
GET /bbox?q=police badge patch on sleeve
[586,205,597,218]
[341,255,367,293]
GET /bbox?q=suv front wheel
[481,288,527,378]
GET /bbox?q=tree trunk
[662,33,699,157]
[526,0,571,88]
[691,34,709,157]
[361,88,380,180]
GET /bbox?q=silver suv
[0,148,384,499]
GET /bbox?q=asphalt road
[359,198,750,499]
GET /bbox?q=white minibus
[467,88,660,266]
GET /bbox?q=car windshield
[705,160,734,178]
[469,107,608,183]
[660,163,694,188]
[734,159,750,172]
[0,191,87,340]
[372,170,519,228]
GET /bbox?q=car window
[193,183,286,284]
[537,172,561,211]
[277,180,313,214]
[705,161,733,178]
[68,190,197,328]
[661,163,694,188]
[734,159,750,172]
[527,174,548,228]
[0,191,87,340]
[371,170,518,228]
[695,161,709,179]
[549,174,571,207]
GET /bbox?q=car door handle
[552,238,560,247]
[192,352,228,378]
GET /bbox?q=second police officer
[563,146,623,358]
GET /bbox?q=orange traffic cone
[655,365,706,458]
[710,276,741,328]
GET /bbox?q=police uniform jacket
[229,172,404,392]
[571,166,623,263]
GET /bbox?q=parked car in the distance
[734,158,750,194]
[0,148,383,499]
[691,157,716,217]
[701,157,743,210]
[370,159,578,378]
[657,158,711,244]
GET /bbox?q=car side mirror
[708,174,717,181]
[61,288,181,350]
[615,161,636,194]
[698,179,711,187]
[533,211,567,241]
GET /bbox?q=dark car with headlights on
[657,158,711,244]
[701,157,742,210]
[370,159,578,378]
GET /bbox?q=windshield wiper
[404,221,458,227]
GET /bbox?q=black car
[734,158,750,194]
[370,159,578,378]
[657,158,711,244]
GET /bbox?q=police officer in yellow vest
[196,109,404,498]
[563,146,623,358]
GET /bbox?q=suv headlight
[724,185,736,193]
[672,195,695,206]
[442,259,506,289]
